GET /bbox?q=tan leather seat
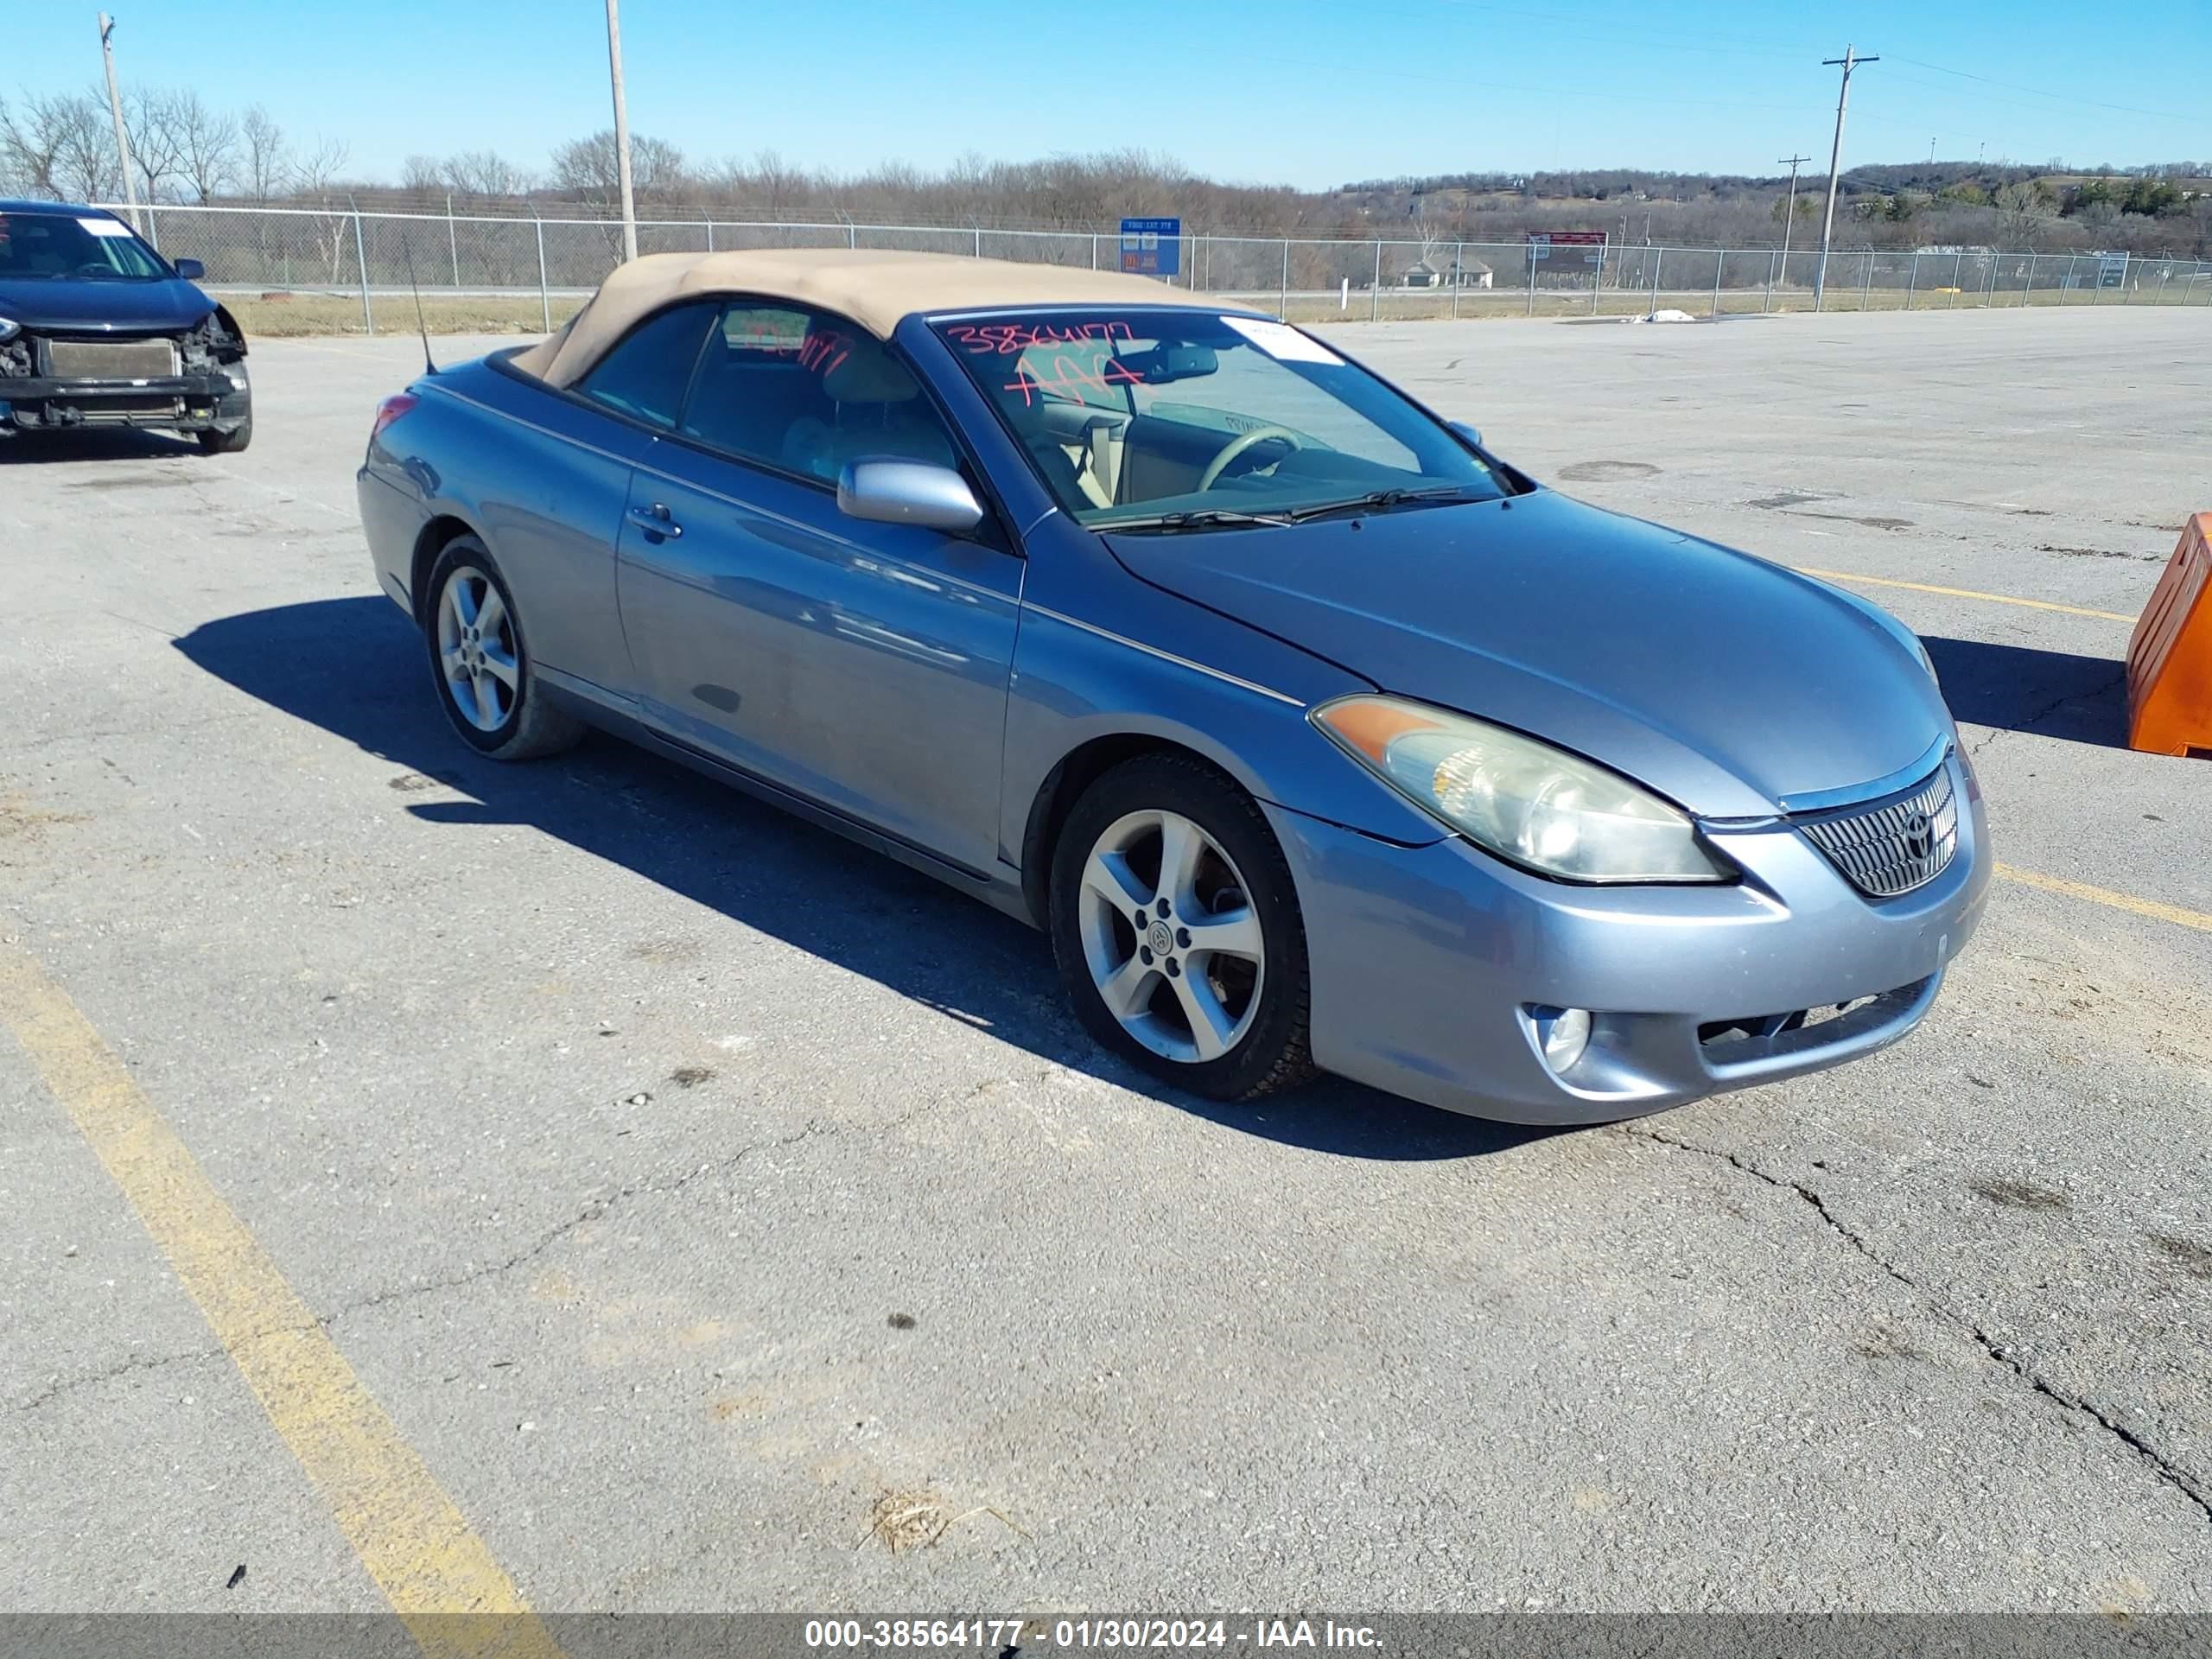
[780,331,954,482]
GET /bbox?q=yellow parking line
[1796,566,2136,624]
[1995,863,2212,933]
[0,944,565,1659]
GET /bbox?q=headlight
[1312,695,1733,883]
[0,317,19,343]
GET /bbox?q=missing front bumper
[1,372,249,433]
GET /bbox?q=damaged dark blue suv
[0,200,251,453]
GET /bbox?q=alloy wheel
[1075,808,1267,1064]
[435,564,519,733]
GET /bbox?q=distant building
[1402,257,1494,289]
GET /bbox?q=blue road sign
[1119,216,1181,278]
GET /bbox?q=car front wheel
[423,537,582,760]
[195,414,251,454]
[1051,753,1314,1100]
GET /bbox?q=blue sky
[12,1,2209,188]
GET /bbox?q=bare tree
[288,135,353,282]
[288,134,350,204]
[749,148,803,218]
[239,106,287,205]
[442,149,531,199]
[1412,196,1453,276]
[168,91,239,202]
[550,130,685,209]
[0,92,68,198]
[1993,180,2047,244]
[123,86,187,204]
[0,91,120,201]
[401,154,444,200]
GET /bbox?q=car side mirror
[1449,419,1484,449]
[174,258,206,282]
[836,458,984,534]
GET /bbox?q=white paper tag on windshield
[1221,315,1342,365]
[79,217,132,237]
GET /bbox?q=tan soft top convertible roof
[510,248,1210,388]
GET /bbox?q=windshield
[0,212,171,281]
[931,308,1511,529]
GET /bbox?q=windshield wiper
[1101,506,1296,533]
[1284,485,1485,523]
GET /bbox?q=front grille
[42,337,179,381]
[1700,995,1877,1047]
[1798,764,1959,898]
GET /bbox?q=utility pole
[96,13,141,230]
[1777,153,1809,282]
[1814,45,1878,312]
[605,0,639,263]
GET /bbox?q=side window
[575,300,717,427]
[678,302,958,485]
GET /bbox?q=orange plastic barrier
[2126,512,2212,758]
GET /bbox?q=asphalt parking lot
[3,307,2209,1617]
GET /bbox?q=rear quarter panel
[361,355,655,694]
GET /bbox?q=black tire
[196,415,251,454]
[1050,752,1316,1101]
[422,536,583,761]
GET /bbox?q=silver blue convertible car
[357,250,1989,1123]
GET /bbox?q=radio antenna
[401,230,437,376]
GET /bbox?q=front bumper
[0,370,249,433]
[1272,749,1991,1124]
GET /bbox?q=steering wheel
[1195,424,1302,492]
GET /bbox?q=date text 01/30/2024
[802,1618,1382,1649]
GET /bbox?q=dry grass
[222,291,586,339]
[861,1491,947,1554]
[859,1490,1027,1554]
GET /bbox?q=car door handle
[626,502,682,540]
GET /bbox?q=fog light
[1534,1006,1592,1074]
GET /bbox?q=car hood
[1103,490,1951,819]
[0,276,213,334]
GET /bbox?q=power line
[1246,53,1812,118]
[1416,0,1810,63]
[1885,54,2186,122]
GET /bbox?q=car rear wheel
[423,537,582,760]
[1050,753,1315,1100]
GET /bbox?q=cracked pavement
[1621,1125,2212,1527]
[3,311,2210,1613]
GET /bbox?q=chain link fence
[105,202,2212,335]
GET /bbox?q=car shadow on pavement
[175,597,1549,1163]
[1923,636,2131,750]
[0,429,201,464]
